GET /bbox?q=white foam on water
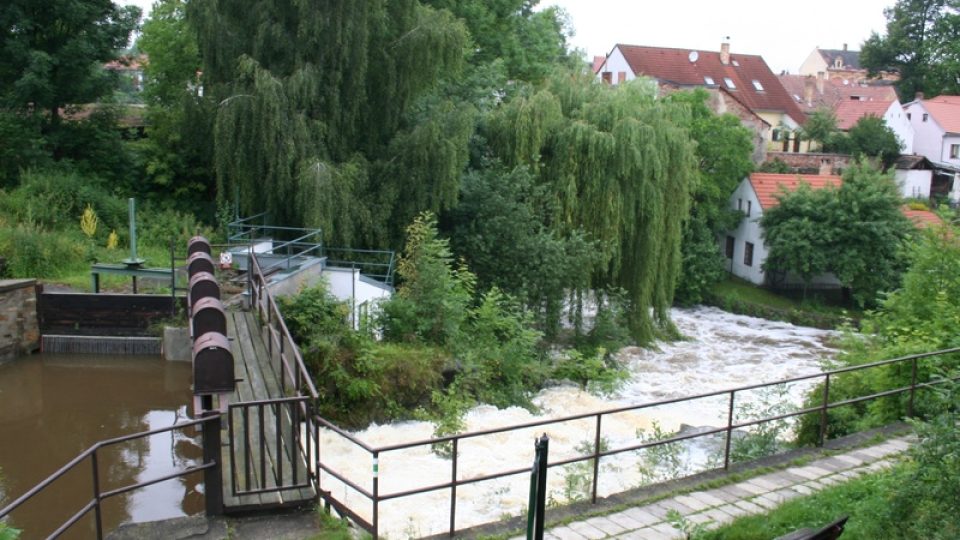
[315,307,838,538]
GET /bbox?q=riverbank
[703,278,860,330]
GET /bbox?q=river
[315,306,839,538]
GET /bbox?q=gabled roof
[748,173,842,210]
[778,75,898,114]
[834,99,894,130]
[818,49,862,71]
[922,96,960,133]
[592,55,606,74]
[895,154,934,170]
[613,44,806,125]
[901,207,944,229]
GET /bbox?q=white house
[725,172,841,286]
[903,95,960,201]
[835,99,914,152]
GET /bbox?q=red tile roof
[901,207,944,229]
[778,75,898,115]
[923,96,960,133]
[749,172,842,210]
[615,44,807,125]
[592,55,606,74]
[834,99,893,130]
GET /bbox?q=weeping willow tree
[187,0,474,246]
[484,75,698,343]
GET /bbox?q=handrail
[0,415,221,539]
[309,346,960,538]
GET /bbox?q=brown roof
[749,172,842,210]
[614,44,806,125]
[834,99,893,130]
[592,55,606,74]
[901,207,944,229]
[778,75,898,115]
[923,96,960,133]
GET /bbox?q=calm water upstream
[0,354,201,539]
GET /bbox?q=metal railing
[322,247,396,287]
[312,347,960,538]
[0,415,220,539]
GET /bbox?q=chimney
[720,39,730,65]
[804,76,816,107]
[819,158,833,176]
[816,71,825,94]
[843,43,848,51]
[915,91,925,101]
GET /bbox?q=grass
[698,466,900,540]
[706,277,861,330]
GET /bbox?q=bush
[0,223,88,279]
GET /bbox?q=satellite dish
[689,51,699,63]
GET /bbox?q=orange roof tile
[834,99,893,130]
[901,207,944,229]
[749,173,842,210]
[615,44,807,125]
[778,75,898,115]
[923,96,960,133]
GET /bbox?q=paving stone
[614,527,671,540]
[688,491,726,508]
[717,503,749,518]
[657,497,696,515]
[832,454,865,467]
[621,507,661,527]
[775,471,810,485]
[650,522,684,538]
[759,473,796,489]
[713,484,755,500]
[702,507,736,526]
[732,480,768,496]
[818,474,841,486]
[733,499,766,514]
[567,521,607,540]
[885,439,910,451]
[856,446,890,459]
[606,512,646,532]
[791,484,815,496]
[752,493,783,510]
[686,512,713,525]
[549,525,588,540]
[674,494,710,512]
[584,516,626,537]
[746,476,784,491]
[815,457,853,472]
[702,487,741,503]
[773,488,801,503]
[790,465,832,480]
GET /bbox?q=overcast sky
[542,0,894,74]
[123,0,893,75]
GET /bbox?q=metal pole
[723,391,735,470]
[591,414,601,503]
[128,198,138,262]
[819,374,831,447]
[449,438,458,537]
[534,435,549,540]
[91,450,103,539]
[373,451,380,540]
[907,357,918,417]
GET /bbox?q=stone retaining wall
[0,279,39,363]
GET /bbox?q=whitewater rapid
[316,306,839,538]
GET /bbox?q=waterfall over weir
[315,307,839,538]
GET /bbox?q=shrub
[0,223,87,279]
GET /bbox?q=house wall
[714,91,769,162]
[798,50,827,76]
[726,180,767,285]
[906,102,945,161]
[896,169,933,198]
[599,48,634,85]
[759,111,812,153]
[884,101,914,153]
[325,267,393,331]
[940,134,960,166]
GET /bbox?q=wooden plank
[39,293,184,336]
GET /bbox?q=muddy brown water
[0,354,202,539]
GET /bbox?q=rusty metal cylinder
[187,251,216,278]
[191,296,227,338]
[187,235,212,256]
[192,331,234,394]
[189,271,221,307]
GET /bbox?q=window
[725,236,735,259]
[617,71,626,83]
[907,113,912,120]
[744,242,754,267]
[746,200,752,217]
[772,129,781,142]
[923,113,929,122]
[724,77,736,89]
[738,198,743,211]
[601,71,612,84]
[951,144,960,159]
[704,76,715,85]
[751,80,764,91]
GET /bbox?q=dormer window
[724,77,736,89]
[835,57,843,68]
[704,76,715,85]
[751,80,764,91]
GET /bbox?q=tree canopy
[861,0,960,99]
[761,161,912,306]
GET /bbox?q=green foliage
[758,158,792,174]
[136,205,213,251]
[451,161,597,335]
[551,348,626,395]
[834,116,904,169]
[0,522,21,540]
[557,437,616,503]
[799,108,840,150]
[0,112,48,187]
[484,75,699,343]
[636,421,688,484]
[0,222,88,278]
[381,212,474,346]
[762,160,912,307]
[860,0,960,99]
[728,386,792,463]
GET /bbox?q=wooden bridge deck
[222,310,315,513]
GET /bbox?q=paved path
[534,436,912,540]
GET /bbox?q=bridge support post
[201,399,224,516]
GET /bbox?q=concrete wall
[325,267,393,330]
[765,152,851,172]
[896,169,933,198]
[0,279,39,363]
